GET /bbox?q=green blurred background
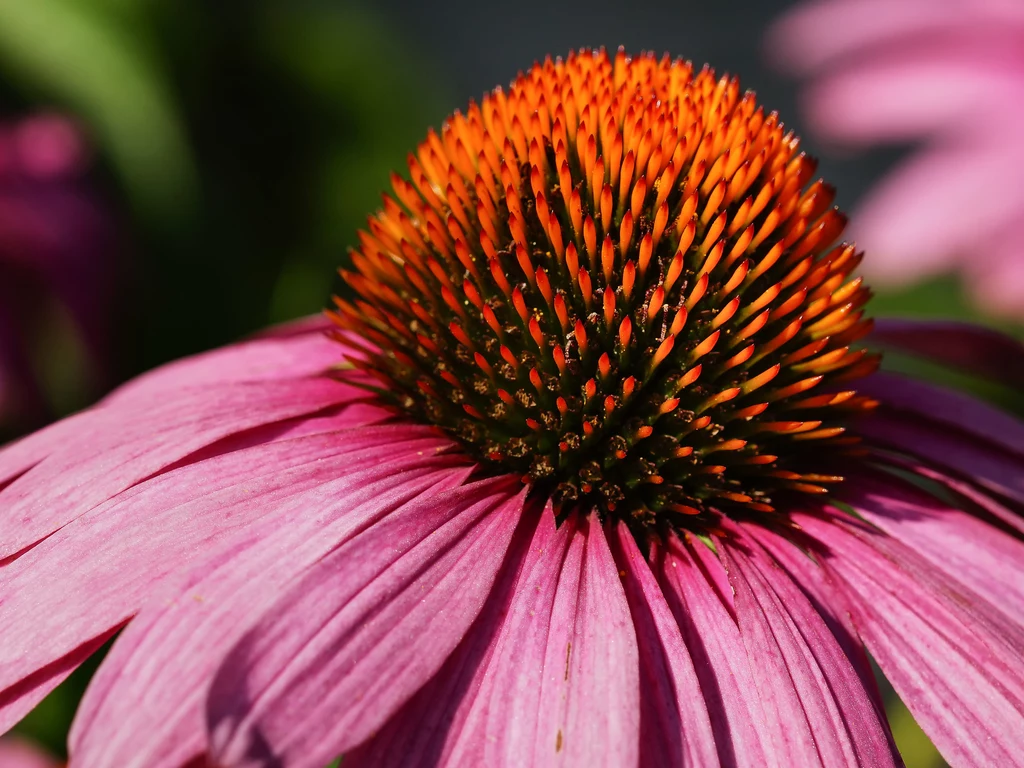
[2,0,1020,765]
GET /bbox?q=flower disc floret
[331,48,878,532]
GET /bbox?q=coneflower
[1,49,1022,768]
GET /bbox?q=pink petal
[0,322,366,498]
[0,426,453,712]
[105,320,343,403]
[718,527,899,767]
[0,399,387,500]
[0,410,94,492]
[769,0,1024,72]
[798,510,1024,766]
[608,523,718,767]
[847,140,1024,276]
[69,461,474,768]
[965,236,1024,320]
[889,458,1024,534]
[844,472,1024,625]
[857,371,1024,457]
[0,629,116,735]
[656,535,771,766]
[0,736,60,768]
[751,526,892,735]
[857,406,1024,506]
[0,376,360,558]
[347,509,643,768]
[524,516,641,768]
[801,58,1024,143]
[341,505,563,768]
[207,479,526,768]
[870,319,1024,390]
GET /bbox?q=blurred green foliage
[887,695,946,768]
[870,273,1022,336]
[0,0,449,379]
[0,0,196,219]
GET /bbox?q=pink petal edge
[207,478,526,768]
[611,523,719,767]
[347,509,644,768]
[719,525,899,767]
[798,510,1024,766]
[70,461,474,768]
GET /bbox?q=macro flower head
[0,114,116,428]
[1,48,1023,767]
[768,0,1024,318]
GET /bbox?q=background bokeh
[2,0,1019,765]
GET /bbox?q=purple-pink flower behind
[0,114,116,427]
[769,0,1024,318]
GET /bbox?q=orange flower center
[331,48,877,532]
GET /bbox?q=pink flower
[768,0,1024,317]
[0,736,62,768]
[2,50,1024,767]
[0,114,116,427]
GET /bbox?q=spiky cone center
[331,48,878,535]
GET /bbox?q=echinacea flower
[2,49,1024,767]
[0,114,116,427]
[767,0,1024,317]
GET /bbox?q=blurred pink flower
[0,114,116,427]
[768,0,1024,317]
[0,735,61,768]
